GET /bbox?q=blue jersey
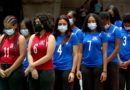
[119,28,130,62]
[23,40,29,69]
[106,24,122,62]
[82,32,108,67]
[53,33,78,70]
[73,26,83,43]
[114,20,122,28]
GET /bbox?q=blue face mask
[20,29,29,36]
[4,29,15,36]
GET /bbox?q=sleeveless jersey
[31,32,53,70]
[0,35,20,64]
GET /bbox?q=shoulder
[29,34,36,41]
[18,34,25,40]
[48,34,55,41]
[18,34,26,44]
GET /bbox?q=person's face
[67,12,75,25]
[35,18,41,25]
[124,22,130,27]
[101,19,110,26]
[108,9,114,17]
[67,12,73,19]
[58,19,68,26]
[21,22,26,29]
[88,16,96,23]
[57,19,68,33]
[4,22,16,30]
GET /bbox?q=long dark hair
[33,13,54,33]
[122,13,130,29]
[53,15,72,45]
[21,18,34,35]
[106,5,121,24]
[0,15,19,56]
[82,13,105,33]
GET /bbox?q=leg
[28,73,40,90]
[81,65,93,90]
[119,68,126,90]
[39,70,55,90]
[8,66,24,90]
[126,66,130,90]
[0,77,8,90]
[105,62,119,90]
[73,75,80,90]
[54,69,63,90]
[93,66,103,90]
[62,70,73,90]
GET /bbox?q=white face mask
[125,26,130,30]
[4,29,15,36]
[69,18,74,25]
[104,24,110,30]
[88,23,97,30]
[58,25,68,32]
[20,29,29,36]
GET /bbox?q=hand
[120,62,128,69]
[4,68,13,77]
[0,69,6,78]
[24,67,30,77]
[100,72,107,83]
[68,72,74,83]
[29,63,35,72]
[31,69,39,80]
[76,70,82,80]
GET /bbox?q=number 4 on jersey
[57,44,62,55]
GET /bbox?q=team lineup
[0,5,130,90]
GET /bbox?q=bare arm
[71,45,78,73]
[9,35,26,71]
[77,43,83,72]
[102,42,108,72]
[28,34,35,66]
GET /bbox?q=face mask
[20,29,29,36]
[4,29,15,36]
[104,24,110,30]
[58,25,68,32]
[88,23,97,30]
[34,24,43,33]
[69,18,74,25]
[125,26,130,30]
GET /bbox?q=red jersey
[31,32,53,70]
[0,35,19,64]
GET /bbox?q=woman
[106,5,122,28]
[53,15,78,90]
[99,12,121,90]
[67,10,83,90]
[119,14,130,90]
[20,18,34,71]
[77,13,108,90]
[0,15,26,90]
[20,18,35,90]
[26,14,55,90]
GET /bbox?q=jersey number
[4,47,9,57]
[33,44,38,54]
[88,41,92,51]
[57,44,62,55]
[123,36,127,46]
